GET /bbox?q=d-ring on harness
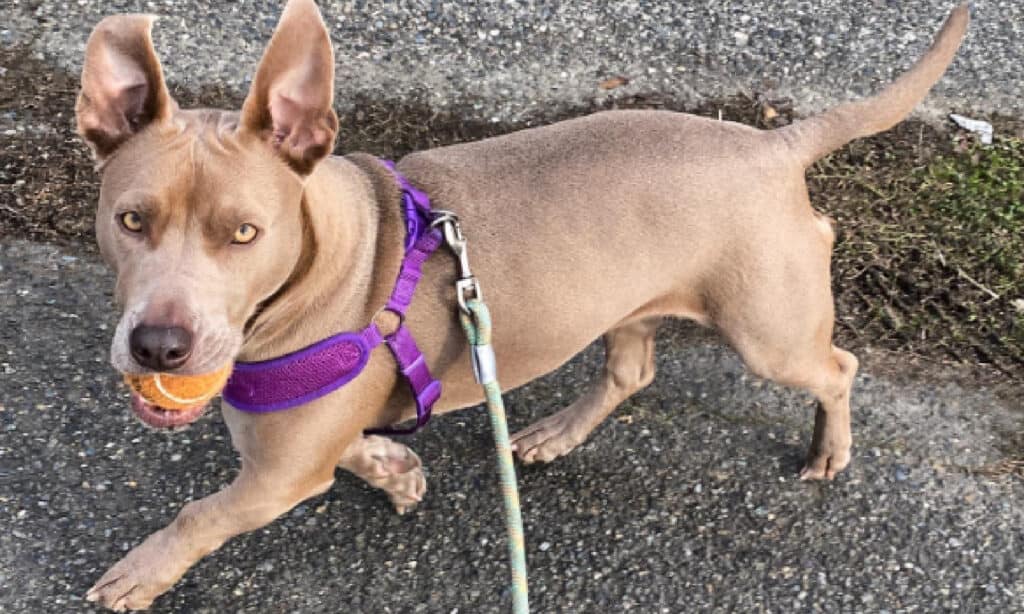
[221,161,528,612]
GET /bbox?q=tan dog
[77,0,968,609]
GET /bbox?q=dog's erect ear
[76,15,175,160]
[239,0,338,176]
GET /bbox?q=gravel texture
[2,0,1024,612]
[3,0,1023,125]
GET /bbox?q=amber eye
[119,211,143,232]
[232,223,258,244]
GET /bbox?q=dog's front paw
[344,435,428,515]
[85,531,189,611]
[378,448,426,515]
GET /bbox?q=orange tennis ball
[124,364,233,410]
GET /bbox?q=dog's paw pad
[372,448,427,513]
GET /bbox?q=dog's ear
[239,0,338,176]
[76,15,175,160]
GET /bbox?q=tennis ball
[124,363,233,410]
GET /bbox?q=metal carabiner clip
[455,276,482,316]
[432,210,482,314]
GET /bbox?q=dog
[77,0,968,609]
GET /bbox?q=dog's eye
[119,211,143,232]
[232,223,258,244]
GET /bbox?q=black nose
[129,325,193,371]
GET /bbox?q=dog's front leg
[85,459,335,611]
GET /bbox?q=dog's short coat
[76,1,968,609]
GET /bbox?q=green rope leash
[459,298,529,614]
[433,209,529,613]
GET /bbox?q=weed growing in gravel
[915,137,1024,356]
[918,138,1023,296]
[817,127,1023,373]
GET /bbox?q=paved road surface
[4,0,1023,123]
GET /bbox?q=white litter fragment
[949,113,993,145]
[1012,298,1024,314]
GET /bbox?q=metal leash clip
[431,210,482,316]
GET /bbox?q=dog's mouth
[130,392,207,429]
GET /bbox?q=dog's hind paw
[799,445,851,481]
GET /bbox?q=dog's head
[76,0,338,426]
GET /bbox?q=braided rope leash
[434,211,529,614]
[459,300,529,613]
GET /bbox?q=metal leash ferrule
[432,210,483,315]
[471,343,498,385]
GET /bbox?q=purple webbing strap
[366,325,442,435]
[222,328,378,413]
[386,215,443,314]
[366,160,444,435]
[222,160,444,435]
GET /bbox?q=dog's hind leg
[798,346,858,479]
[511,317,662,464]
[338,435,427,514]
[712,220,859,479]
[735,337,859,480]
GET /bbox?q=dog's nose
[129,325,193,371]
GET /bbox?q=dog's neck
[236,153,405,362]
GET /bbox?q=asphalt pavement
[2,1,1023,612]
[5,0,1024,122]
[2,240,1022,612]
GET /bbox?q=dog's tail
[777,3,969,168]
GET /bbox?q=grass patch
[921,138,1023,295]
[815,124,1024,373]
[919,138,1024,360]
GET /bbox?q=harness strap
[386,218,443,314]
[366,161,444,435]
[222,160,444,435]
[363,324,442,435]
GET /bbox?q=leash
[433,211,529,614]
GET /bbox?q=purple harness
[221,160,442,435]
